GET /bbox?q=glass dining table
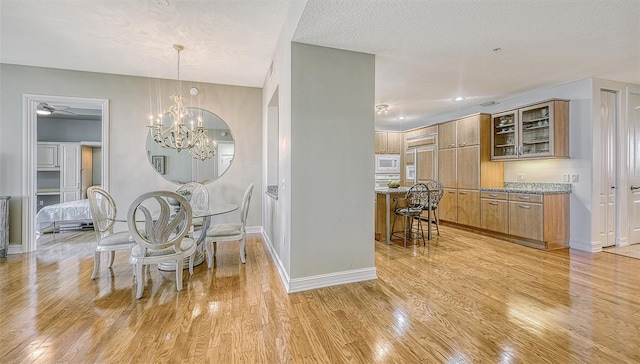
[113,201,238,270]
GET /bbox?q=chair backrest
[87,186,116,240]
[424,180,444,206]
[239,183,254,229]
[406,183,429,209]
[176,182,209,216]
[127,191,192,254]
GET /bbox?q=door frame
[22,94,110,253]
[627,87,640,245]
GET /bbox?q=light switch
[517,174,526,181]
[562,174,570,182]
[571,174,579,182]
[281,179,286,190]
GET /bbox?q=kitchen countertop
[375,187,409,194]
[481,182,571,195]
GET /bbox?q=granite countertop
[481,182,572,195]
[375,187,409,194]
[266,185,278,200]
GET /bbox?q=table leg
[158,216,210,271]
[427,201,432,240]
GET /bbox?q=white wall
[0,63,262,249]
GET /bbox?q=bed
[36,199,94,234]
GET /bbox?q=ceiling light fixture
[398,116,406,120]
[376,104,389,115]
[452,96,466,102]
[148,44,215,161]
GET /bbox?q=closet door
[60,144,81,202]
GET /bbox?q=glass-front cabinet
[491,99,569,161]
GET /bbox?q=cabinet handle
[488,193,498,197]
[488,202,498,206]
[448,191,456,194]
[448,143,456,148]
[458,142,467,147]
[459,192,467,195]
[517,196,531,200]
[631,186,640,191]
[518,205,531,209]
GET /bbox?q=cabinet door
[509,201,543,240]
[491,110,518,160]
[416,148,436,181]
[60,144,81,201]
[386,132,402,154]
[456,115,480,147]
[481,198,509,234]
[375,131,387,154]
[519,102,553,158]
[439,188,457,222]
[438,121,457,150]
[405,150,415,165]
[457,190,480,228]
[37,144,59,169]
[438,148,457,188]
[457,146,479,190]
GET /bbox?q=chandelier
[148,44,215,160]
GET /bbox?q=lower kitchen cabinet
[509,200,543,241]
[439,188,457,222]
[457,190,480,228]
[480,192,508,234]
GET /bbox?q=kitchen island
[375,187,409,244]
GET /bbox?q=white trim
[80,141,102,147]
[8,244,22,255]
[570,238,602,252]
[22,94,109,253]
[260,228,291,291]
[617,237,630,248]
[288,267,378,293]
[246,226,263,234]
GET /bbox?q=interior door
[81,146,93,199]
[628,90,640,244]
[599,90,617,247]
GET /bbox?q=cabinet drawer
[481,198,508,234]
[481,191,507,200]
[509,193,543,203]
[509,201,543,240]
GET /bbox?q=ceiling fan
[36,102,77,116]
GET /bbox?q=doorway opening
[22,95,110,253]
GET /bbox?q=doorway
[22,95,110,253]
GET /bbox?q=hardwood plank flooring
[2,226,640,363]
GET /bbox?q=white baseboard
[7,244,22,255]
[246,226,262,234]
[288,267,377,293]
[258,229,377,293]
[570,238,601,252]
[259,229,291,291]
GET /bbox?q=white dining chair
[87,186,136,280]
[204,183,254,267]
[127,190,196,299]
[176,182,209,227]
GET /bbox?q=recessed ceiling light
[452,96,466,102]
[398,116,405,120]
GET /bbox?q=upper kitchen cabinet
[375,131,402,154]
[491,99,569,161]
[456,115,480,147]
[438,120,457,150]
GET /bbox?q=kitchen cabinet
[438,120,457,150]
[37,143,60,170]
[491,99,569,160]
[405,125,437,141]
[480,191,508,234]
[479,190,569,250]
[416,147,437,181]
[437,113,503,226]
[375,131,402,154]
[457,190,480,228]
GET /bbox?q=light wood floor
[2,226,640,363]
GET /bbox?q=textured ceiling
[294,0,640,128]
[0,0,291,87]
[1,0,639,128]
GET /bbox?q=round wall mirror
[146,107,235,184]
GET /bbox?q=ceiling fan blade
[53,109,77,116]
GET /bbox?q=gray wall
[290,43,375,278]
[0,63,262,247]
[37,117,101,142]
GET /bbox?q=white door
[628,90,640,244]
[599,90,617,247]
[81,146,93,198]
[60,143,81,202]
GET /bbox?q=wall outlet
[571,174,579,182]
[517,174,526,181]
[562,174,570,182]
[39,200,44,206]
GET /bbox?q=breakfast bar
[375,187,408,244]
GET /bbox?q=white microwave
[375,154,400,174]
